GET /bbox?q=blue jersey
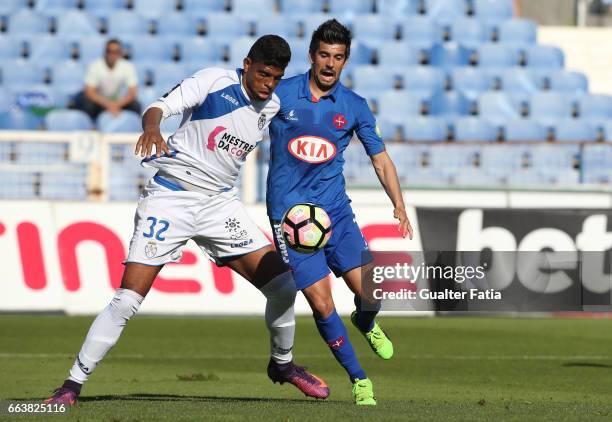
[266,71,385,219]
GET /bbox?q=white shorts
[126,178,270,266]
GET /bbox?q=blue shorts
[270,203,373,290]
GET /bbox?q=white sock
[68,288,144,384]
[259,272,297,364]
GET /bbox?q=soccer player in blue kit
[267,20,413,405]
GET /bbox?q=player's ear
[243,57,252,72]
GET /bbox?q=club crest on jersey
[144,241,157,258]
[333,113,347,129]
[288,136,336,164]
[258,114,266,130]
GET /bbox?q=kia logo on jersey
[288,136,337,164]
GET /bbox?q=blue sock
[353,295,380,333]
[314,310,367,381]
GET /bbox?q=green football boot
[352,378,377,406]
[351,311,394,360]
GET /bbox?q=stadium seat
[328,0,373,15]
[232,0,277,15]
[428,144,481,169]
[429,43,471,69]
[379,91,428,120]
[125,36,176,62]
[0,36,25,59]
[97,110,141,132]
[352,66,398,92]
[603,121,612,142]
[50,61,85,86]
[347,41,375,65]
[577,95,612,121]
[178,38,223,63]
[302,14,337,41]
[181,0,227,13]
[35,0,78,12]
[498,19,537,44]
[530,144,579,169]
[138,86,161,108]
[253,15,299,38]
[1,61,46,88]
[8,10,50,35]
[149,62,190,88]
[203,13,249,37]
[378,42,421,66]
[0,171,36,199]
[524,45,564,68]
[82,0,127,18]
[0,109,42,130]
[279,0,325,15]
[452,117,497,141]
[476,43,520,67]
[377,0,421,15]
[105,11,150,37]
[154,13,199,36]
[451,67,494,102]
[423,0,468,20]
[430,91,471,116]
[54,10,99,36]
[503,119,548,141]
[133,0,176,18]
[500,68,545,94]
[45,109,93,131]
[529,92,574,123]
[377,118,405,141]
[75,36,106,63]
[449,18,489,48]
[160,114,183,134]
[0,0,28,15]
[351,14,398,42]
[401,66,446,94]
[398,17,441,48]
[473,0,514,21]
[553,119,598,142]
[477,92,525,122]
[403,116,448,141]
[229,37,259,67]
[8,83,64,108]
[549,71,588,93]
[27,36,74,65]
[452,169,501,186]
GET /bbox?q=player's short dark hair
[106,38,122,48]
[309,19,351,59]
[247,35,291,69]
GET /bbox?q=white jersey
[143,67,280,193]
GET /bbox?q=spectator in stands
[74,39,140,120]
[513,0,522,16]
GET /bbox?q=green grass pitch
[1,315,611,421]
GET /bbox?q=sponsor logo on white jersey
[288,136,336,164]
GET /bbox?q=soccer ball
[281,203,332,253]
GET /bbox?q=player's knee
[109,288,144,322]
[261,271,297,304]
[311,299,335,320]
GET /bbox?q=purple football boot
[44,380,81,406]
[267,359,330,399]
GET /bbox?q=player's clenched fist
[394,206,413,240]
[134,128,170,158]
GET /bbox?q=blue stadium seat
[428,144,481,169]
[178,38,223,63]
[450,18,489,48]
[203,13,249,37]
[283,40,309,68]
[352,66,398,92]
[379,91,428,120]
[14,141,69,164]
[452,117,497,141]
[423,0,467,20]
[401,66,446,94]
[399,17,441,48]
[0,0,28,15]
[378,42,421,66]
[403,116,448,141]
[0,36,25,59]
[106,11,150,37]
[253,15,299,38]
[8,84,65,108]
[133,0,176,18]
[154,13,199,36]
[553,119,598,142]
[351,14,398,42]
[279,0,324,15]
[524,45,564,68]
[229,37,258,67]
[430,91,471,116]
[27,36,74,65]
[503,119,547,141]
[476,43,520,67]
[328,0,373,14]
[530,144,579,169]
[45,109,93,131]
[149,62,190,87]
[377,118,405,141]
[451,67,494,102]
[75,36,106,63]
[498,19,537,44]
[302,14,337,41]
[97,110,141,132]
[549,71,588,93]
[125,36,176,62]
[429,43,471,69]
[377,0,420,15]
[181,0,226,13]
[54,10,99,36]
[347,41,375,65]
[0,171,36,199]
[500,68,545,94]
[452,169,501,186]
[82,0,127,18]
[8,10,50,35]
[160,114,183,134]
[477,92,525,122]
[232,0,277,15]
[604,121,612,142]
[473,0,514,21]
[1,61,46,87]
[0,109,42,130]
[577,95,612,121]
[35,0,78,13]
[529,92,574,123]
[138,86,161,108]
[50,61,85,86]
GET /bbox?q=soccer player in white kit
[45,35,329,405]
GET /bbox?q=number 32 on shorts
[143,217,170,241]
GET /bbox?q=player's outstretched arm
[371,151,413,239]
[134,107,170,158]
